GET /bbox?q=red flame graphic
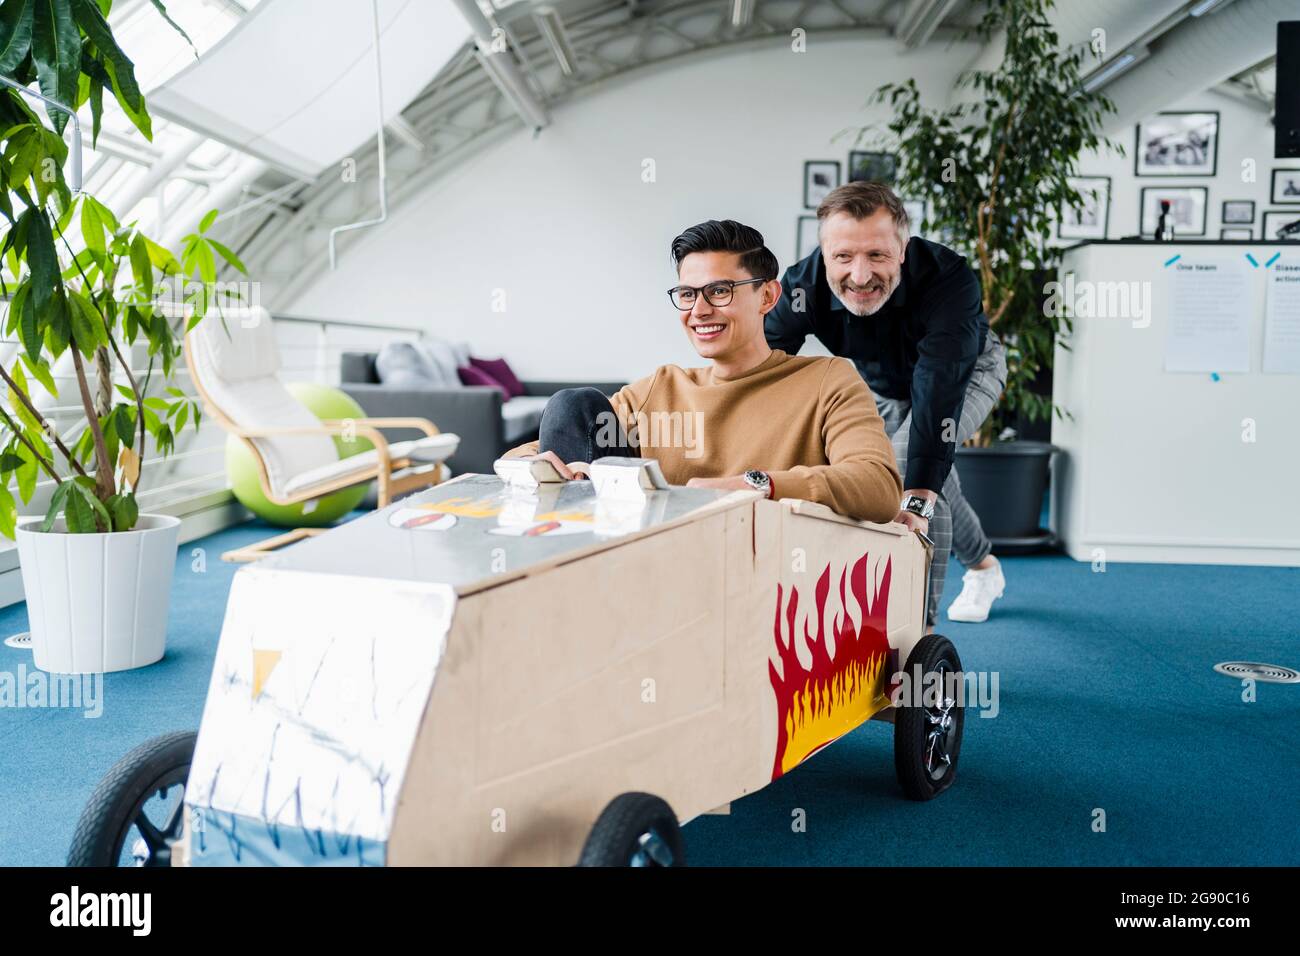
[768,553,891,779]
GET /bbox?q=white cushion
[376,341,453,389]
[283,434,460,497]
[448,340,471,368]
[502,395,550,443]
[188,309,338,496]
[193,305,280,381]
[414,339,462,385]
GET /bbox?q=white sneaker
[946,562,1006,623]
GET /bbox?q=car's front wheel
[893,634,964,800]
[577,792,685,866]
[67,730,197,867]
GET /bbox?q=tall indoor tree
[869,0,1119,441]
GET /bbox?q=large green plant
[869,0,1118,441]
[0,0,244,535]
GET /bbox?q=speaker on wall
[1278,21,1300,159]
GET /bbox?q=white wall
[287,36,1291,381]
[288,35,979,380]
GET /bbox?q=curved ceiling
[123,0,1282,309]
[224,0,985,305]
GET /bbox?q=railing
[0,313,427,523]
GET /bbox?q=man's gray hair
[816,181,910,244]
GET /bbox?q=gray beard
[838,278,897,317]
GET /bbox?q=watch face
[903,495,932,518]
[744,470,769,489]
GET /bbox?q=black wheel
[894,634,964,801]
[67,731,197,867]
[577,792,686,867]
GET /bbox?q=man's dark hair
[670,219,779,281]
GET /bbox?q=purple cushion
[470,356,524,399]
[458,364,509,396]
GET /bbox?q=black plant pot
[954,441,1056,554]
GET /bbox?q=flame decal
[769,553,891,779]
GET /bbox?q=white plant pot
[15,513,182,674]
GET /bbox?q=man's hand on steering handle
[524,450,589,480]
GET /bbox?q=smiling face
[819,209,906,316]
[674,251,780,366]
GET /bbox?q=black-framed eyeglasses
[666,277,771,311]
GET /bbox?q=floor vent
[1214,661,1300,684]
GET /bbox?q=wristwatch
[900,494,935,520]
[743,470,773,498]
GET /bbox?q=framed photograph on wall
[1221,200,1255,224]
[803,161,840,210]
[1262,210,1300,240]
[848,150,897,184]
[1135,111,1219,176]
[1140,186,1208,236]
[1270,169,1300,204]
[1058,176,1111,240]
[1220,227,1254,240]
[796,215,821,259]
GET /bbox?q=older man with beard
[765,182,1009,629]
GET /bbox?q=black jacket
[764,236,988,492]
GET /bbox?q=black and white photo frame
[1058,176,1111,240]
[803,160,840,210]
[847,150,897,185]
[1135,111,1219,177]
[1220,227,1253,240]
[1262,210,1300,240]
[796,215,821,259]
[1140,186,1208,237]
[1270,169,1300,204]
[1221,200,1255,224]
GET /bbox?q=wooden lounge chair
[184,307,458,561]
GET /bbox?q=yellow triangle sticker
[252,649,282,700]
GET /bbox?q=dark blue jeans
[539,388,639,464]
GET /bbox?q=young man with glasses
[504,219,902,525]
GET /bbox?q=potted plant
[1,0,244,672]
[867,0,1119,546]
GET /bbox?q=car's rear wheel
[894,634,964,800]
[577,792,685,866]
[67,730,197,867]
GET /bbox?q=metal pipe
[219,177,309,220]
[450,0,550,131]
[328,0,388,270]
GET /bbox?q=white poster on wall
[1263,261,1300,375]
[1164,259,1252,373]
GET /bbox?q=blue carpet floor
[1,517,1297,867]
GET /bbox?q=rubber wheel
[67,730,197,867]
[577,792,686,867]
[894,634,964,801]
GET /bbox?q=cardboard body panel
[179,477,929,866]
[388,496,927,865]
[183,569,456,864]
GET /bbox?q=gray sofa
[339,351,625,476]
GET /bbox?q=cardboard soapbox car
[68,458,964,867]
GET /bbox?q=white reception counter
[1051,240,1300,567]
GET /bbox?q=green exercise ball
[226,382,375,527]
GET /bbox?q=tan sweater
[507,350,902,523]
